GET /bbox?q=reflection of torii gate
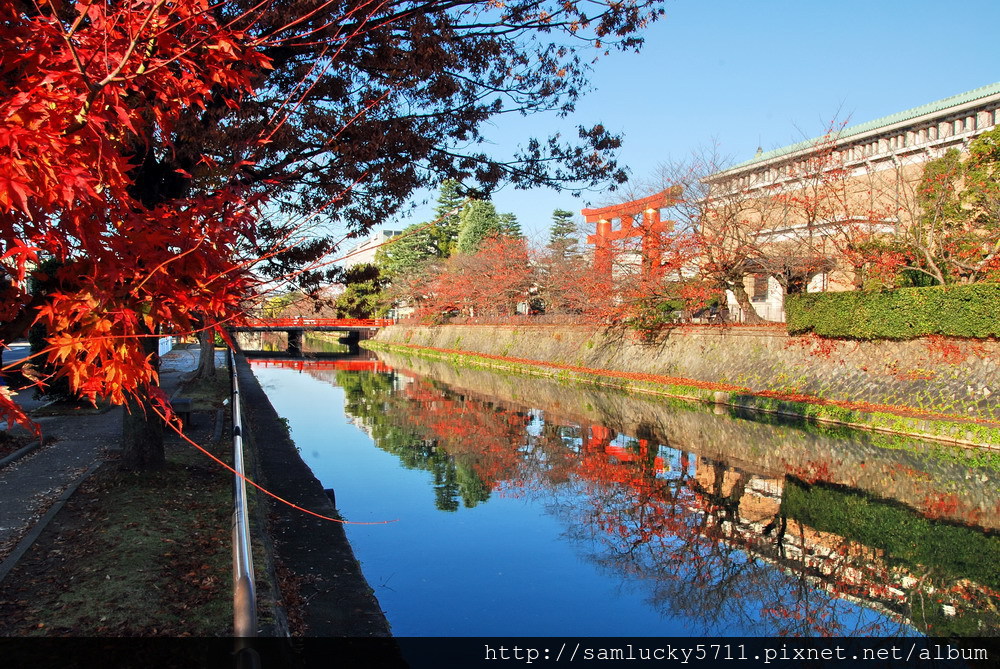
[582,425,673,474]
[582,187,682,279]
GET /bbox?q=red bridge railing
[249,359,391,372]
[242,318,395,328]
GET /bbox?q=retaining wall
[235,353,391,637]
[372,325,1000,444]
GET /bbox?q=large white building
[710,82,1000,322]
[338,229,402,270]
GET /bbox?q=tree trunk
[120,333,164,471]
[195,328,216,379]
[729,281,764,324]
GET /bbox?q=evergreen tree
[548,209,580,259]
[456,200,502,253]
[374,224,438,278]
[430,179,467,255]
[335,263,389,318]
[499,212,523,239]
[375,180,469,277]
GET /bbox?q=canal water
[249,341,999,638]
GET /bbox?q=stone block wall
[374,325,999,422]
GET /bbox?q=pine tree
[375,180,468,276]
[499,212,523,239]
[549,209,580,259]
[432,179,467,254]
[374,223,437,278]
[335,264,388,318]
[456,200,502,253]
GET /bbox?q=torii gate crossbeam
[582,186,682,279]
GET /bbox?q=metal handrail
[230,348,257,638]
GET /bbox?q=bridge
[230,318,395,355]
[248,358,391,373]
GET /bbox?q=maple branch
[62,1,169,134]
[94,1,168,89]
[55,0,96,79]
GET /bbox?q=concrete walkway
[0,344,200,581]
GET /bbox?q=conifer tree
[456,200,503,253]
[374,224,436,278]
[430,180,467,255]
[549,209,580,259]
[375,180,469,276]
[499,213,523,239]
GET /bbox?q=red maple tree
[2,0,672,468]
[0,1,268,462]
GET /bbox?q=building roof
[726,82,1000,172]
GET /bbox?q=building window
[752,275,769,302]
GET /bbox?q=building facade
[707,82,1000,322]
[338,229,402,270]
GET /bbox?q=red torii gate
[582,186,682,280]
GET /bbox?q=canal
[248,339,999,638]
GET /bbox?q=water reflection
[251,352,999,637]
[238,331,352,354]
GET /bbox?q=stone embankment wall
[372,324,1000,445]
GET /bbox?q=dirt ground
[0,431,31,459]
[0,374,252,637]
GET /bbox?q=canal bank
[368,324,1000,449]
[233,352,391,637]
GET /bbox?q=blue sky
[366,0,1000,245]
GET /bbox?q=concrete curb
[0,460,102,585]
[0,440,42,470]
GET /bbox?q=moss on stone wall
[368,334,1000,449]
[368,325,1000,449]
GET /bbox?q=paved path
[0,344,203,579]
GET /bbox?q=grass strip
[0,375,235,636]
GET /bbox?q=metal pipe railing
[230,349,257,638]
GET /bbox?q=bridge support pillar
[287,330,303,356]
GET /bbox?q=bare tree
[650,146,770,323]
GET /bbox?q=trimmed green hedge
[786,284,1000,339]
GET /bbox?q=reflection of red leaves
[402,384,526,487]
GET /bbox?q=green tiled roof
[727,82,1000,172]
